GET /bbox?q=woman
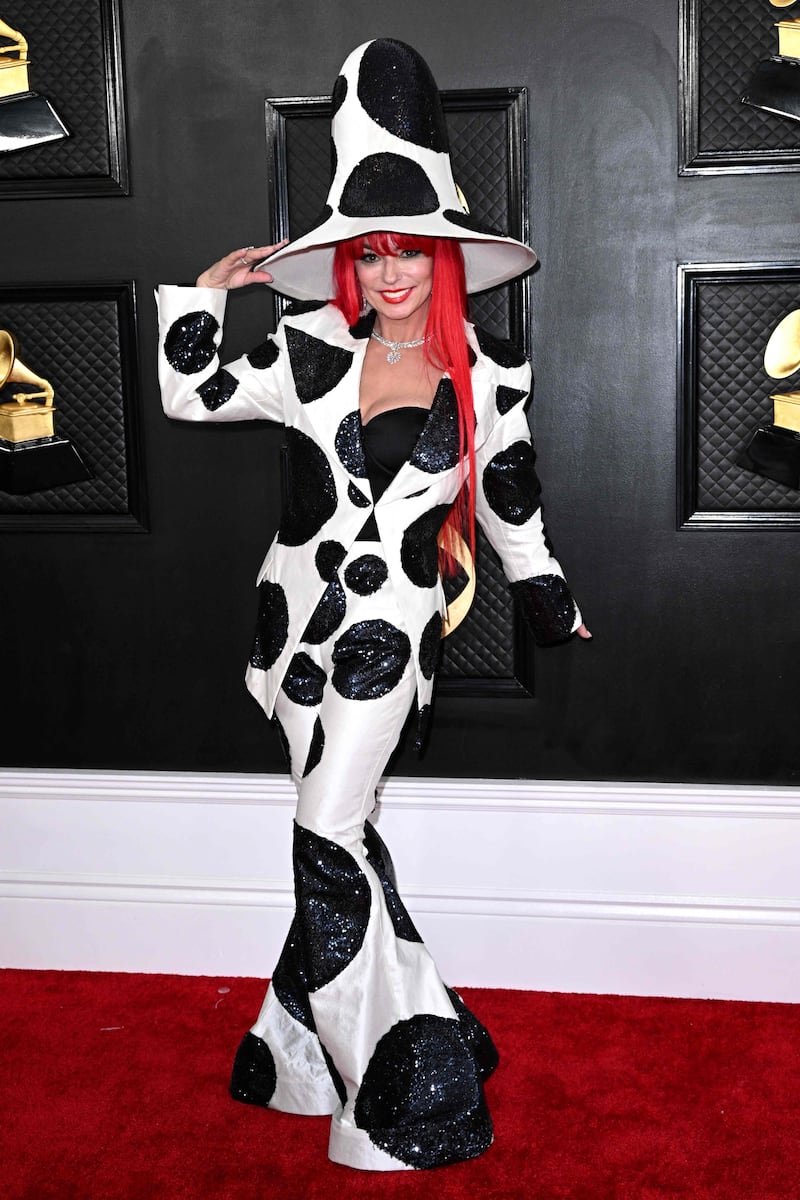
[158,39,589,1173]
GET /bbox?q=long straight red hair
[331,232,475,576]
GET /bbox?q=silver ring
[238,256,248,266]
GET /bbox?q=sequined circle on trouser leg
[233,543,496,1170]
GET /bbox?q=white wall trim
[2,769,799,1001]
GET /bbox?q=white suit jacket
[157,287,581,729]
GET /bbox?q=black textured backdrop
[2,0,800,782]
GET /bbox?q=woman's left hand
[576,624,592,640]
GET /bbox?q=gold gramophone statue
[0,329,91,493]
[0,16,68,153]
[740,0,800,122]
[737,310,800,489]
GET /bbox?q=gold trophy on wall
[0,15,68,153]
[0,329,91,493]
[741,0,800,123]
[738,310,800,489]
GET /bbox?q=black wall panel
[2,0,799,782]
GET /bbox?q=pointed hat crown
[262,39,537,299]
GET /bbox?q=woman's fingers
[576,623,593,640]
[196,239,290,289]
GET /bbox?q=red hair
[331,232,475,577]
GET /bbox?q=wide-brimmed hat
[259,39,537,300]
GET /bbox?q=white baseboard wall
[1,769,798,1002]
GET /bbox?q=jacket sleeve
[473,359,583,645]
[157,285,285,424]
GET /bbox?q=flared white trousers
[229,542,497,1171]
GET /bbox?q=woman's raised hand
[195,240,289,290]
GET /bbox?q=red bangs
[339,231,438,260]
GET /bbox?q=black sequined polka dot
[229,1032,277,1107]
[246,338,280,370]
[482,440,542,525]
[272,917,315,1030]
[164,311,219,375]
[284,299,328,317]
[301,578,346,644]
[474,327,527,369]
[445,987,499,1081]
[354,1015,492,1168]
[197,368,238,411]
[357,40,449,152]
[348,313,376,340]
[303,716,325,777]
[315,540,346,581]
[335,410,367,477]
[343,554,388,595]
[509,574,576,645]
[419,611,443,680]
[495,384,527,415]
[400,504,451,588]
[409,379,460,473]
[348,482,371,508]
[442,209,504,237]
[331,619,411,700]
[281,651,327,706]
[293,822,372,990]
[339,153,439,218]
[364,821,422,943]
[277,428,338,546]
[331,73,347,116]
[249,580,290,670]
[285,327,354,403]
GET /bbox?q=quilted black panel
[441,525,515,679]
[0,0,127,194]
[683,267,800,519]
[0,285,144,524]
[687,0,800,162]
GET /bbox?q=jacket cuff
[509,574,579,646]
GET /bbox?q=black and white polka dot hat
[261,39,537,300]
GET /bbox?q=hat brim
[256,212,537,300]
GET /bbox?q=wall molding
[2,769,799,1001]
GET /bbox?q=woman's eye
[360,252,379,264]
[400,249,421,258]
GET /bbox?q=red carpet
[2,969,798,1200]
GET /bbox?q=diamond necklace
[371,330,427,365]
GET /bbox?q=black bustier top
[357,406,429,540]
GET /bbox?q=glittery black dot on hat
[286,326,354,403]
[357,39,449,152]
[249,580,289,670]
[339,153,439,218]
[482,440,542,525]
[331,74,347,116]
[443,209,504,237]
